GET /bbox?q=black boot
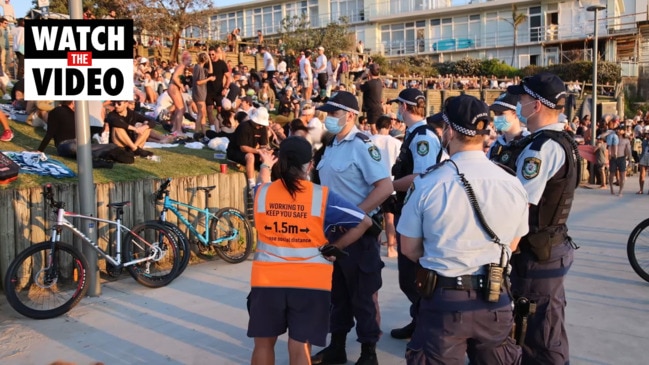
[390,321,415,339]
[311,332,347,365]
[355,343,378,365]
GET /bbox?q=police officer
[487,92,530,169]
[397,94,528,364]
[388,88,446,339]
[248,137,372,364]
[507,72,579,364]
[312,91,394,365]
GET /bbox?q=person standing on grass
[0,109,13,142]
[167,51,192,136]
[248,137,371,365]
[192,52,215,135]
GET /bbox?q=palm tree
[504,5,528,67]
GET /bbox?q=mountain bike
[4,184,180,319]
[627,218,649,282]
[150,178,253,263]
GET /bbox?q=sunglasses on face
[112,101,124,106]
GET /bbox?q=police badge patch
[416,141,429,156]
[500,151,511,164]
[522,157,541,180]
[368,146,381,161]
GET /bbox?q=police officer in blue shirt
[388,88,447,339]
[487,92,530,169]
[312,91,394,365]
[398,94,528,364]
[507,72,580,365]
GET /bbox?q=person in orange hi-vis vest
[248,136,372,365]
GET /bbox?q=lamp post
[587,5,606,147]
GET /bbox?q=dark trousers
[317,73,328,96]
[327,231,384,343]
[396,213,420,321]
[510,240,574,365]
[406,289,521,364]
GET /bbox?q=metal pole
[588,5,606,147]
[70,0,100,296]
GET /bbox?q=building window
[330,0,364,23]
[529,6,542,42]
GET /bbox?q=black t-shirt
[37,105,76,151]
[360,78,384,114]
[106,109,148,130]
[227,82,240,102]
[227,120,268,155]
[208,59,229,94]
[11,78,24,101]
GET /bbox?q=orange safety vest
[251,180,332,291]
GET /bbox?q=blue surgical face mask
[516,101,536,125]
[325,115,345,134]
[493,115,512,132]
[396,103,404,122]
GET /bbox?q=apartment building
[201,0,645,68]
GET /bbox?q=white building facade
[201,0,644,68]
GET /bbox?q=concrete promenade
[1,181,648,365]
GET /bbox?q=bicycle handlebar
[42,184,65,210]
[155,178,172,200]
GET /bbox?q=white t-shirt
[315,54,327,74]
[299,57,312,81]
[370,134,402,181]
[277,60,287,73]
[263,51,276,72]
[153,92,173,119]
[307,116,324,150]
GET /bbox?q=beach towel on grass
[2,151,76,178]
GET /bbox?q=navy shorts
[247,287,331,346]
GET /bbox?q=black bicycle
[627,218,649,282]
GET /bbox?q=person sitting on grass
[106,100,154,158]
[227,107,271,189]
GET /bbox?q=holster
[366,214,383,237]
[415,266,437,298]
[523,231,563,262]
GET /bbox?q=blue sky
[13,1,249,20]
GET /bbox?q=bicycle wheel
[123,221,180,288]
[627,218,649,282]
[4,242,89,319]
[131,220,190,278]
[211,207,254,264]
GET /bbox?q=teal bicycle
[149,178,253,264]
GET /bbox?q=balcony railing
[367,0,489,19]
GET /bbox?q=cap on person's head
[232,70,241,77]
[617,123,626,130]
[489,92,520,113]
[140,57,149,64]
[301,104,315,116]
[285,86,293,92]
[317,46,325,51]
[246,88,256,96]
[316,91,360,114]
[280,136,313,165]
[368,63,380,76]
[338,54,345,58]
[387,88,425,106]
[250,107,270,126]
[222,98,232,111]
[426,112,444,129]
[239,95,253,104]
[240,75,248,81]
[507,72,567,110]
[442,94,491,136]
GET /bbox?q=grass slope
[0,119,227,190]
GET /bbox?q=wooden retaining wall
[0,173,247,289]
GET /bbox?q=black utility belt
[416,266,485,294]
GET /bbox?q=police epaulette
[420,160,451,177]
[355,132,371,142]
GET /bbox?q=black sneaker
[390,321,416,339]
[311,345,347,365]
[135,147,154,158]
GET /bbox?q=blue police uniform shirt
[397,151,529,277]
[407,120,448,173]
[317,125,390,210]
[515,123,567,205]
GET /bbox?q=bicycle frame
[160,195,238,246]
[50,207,163,268]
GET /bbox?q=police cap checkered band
[489,92,519,113]
[316,91,360,114]
[387,88,425,106]
[443,94,491,136]
[507,72,567,110]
